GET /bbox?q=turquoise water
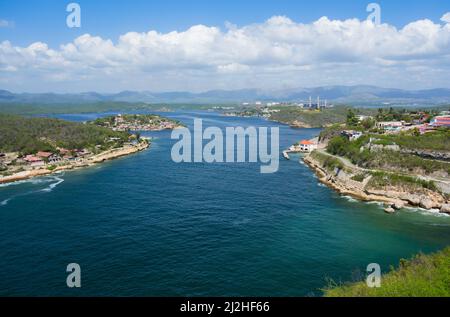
[0,111,449,296]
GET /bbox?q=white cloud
[217,63,250,74]
[2,15,450,92]
[441,12,450,23]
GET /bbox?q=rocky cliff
[304,151,449,214]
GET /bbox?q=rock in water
[440,204,450,214]
[393,200,405,210]
[419,199,435,210]
[401,194,420,206]
[384,207,395,214]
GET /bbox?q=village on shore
[0,139,150,185]
[91,113,185,131]
[0,113,183,185]
[286,109,450,215]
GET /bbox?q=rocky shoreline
[0,141,149,185]
[303,152,450,215]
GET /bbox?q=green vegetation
[373,128,450,152]
[367,171,438,192]
[324,247,450,297]
[326,132,450,175]
[326,135,373,166]
[310,151,344,172]
[92,113,182,128]
[0,114,130,155]
[351,173,366,182]
[318,123,344,142]
[346,109,359,127]
[0,102,216,115]
[370,151,450,175]
[269,106,352,127]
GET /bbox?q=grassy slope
[326,131,450,175]
[269,106,351,127]
[267,106,382,127]
[324,247,450,297]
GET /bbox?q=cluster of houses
[0,148,92,170]
[358,111,450,134]
[378,115,450,134]
[109,114,178,132]
[242,96,334,110]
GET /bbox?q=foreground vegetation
[324,247,450,297]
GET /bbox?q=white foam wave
[0,175,65,206]
[343,195,358,203]
[404,206,449,217]
[40,176,64,193]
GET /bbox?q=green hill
[0,114,130,155]
[324,247,450,297]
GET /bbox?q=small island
[90,114,184,131]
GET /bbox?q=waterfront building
[299,140,318,152]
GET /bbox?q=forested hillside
[0,114,129,154]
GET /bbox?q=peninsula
[0,113,181,184]
[90,114,184,131]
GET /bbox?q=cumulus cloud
[2,14,450,92]
[441,12,450,23]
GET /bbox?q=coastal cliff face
[304,151,450,214]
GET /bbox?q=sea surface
[1,111,449,296]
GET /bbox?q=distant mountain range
[1,85,450,104]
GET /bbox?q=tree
[361,118,375,130]
[346,109,359,127]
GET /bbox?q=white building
[376,121,403,131]
[299,140,318,152]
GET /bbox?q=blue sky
[1,0,448,48]
[1,0,450,92]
